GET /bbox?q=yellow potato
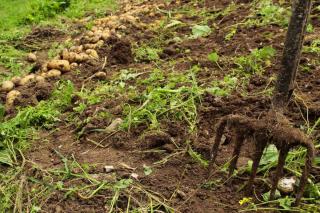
[75,53,90,62]
[11,76,22,86]
[1,80,14,92]
[83,43,97,50]
[20,74,36,86]
[47,60,71,73]
[46,69,61,78]
[62,49,70,61]
[35,75,46,83]
[86,49,99,59]
[27,53,37,62]
[93,71,107,80]
[41,62,48,72]
[6,90,21,107]
[70,63,78,69]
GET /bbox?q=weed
[303,39,320,55]
[206,75,238,97]
[122,66,202,132]
[134,45,162,62]
[234,46,276,76]
[244,0,290,28]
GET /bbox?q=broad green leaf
[191,25,212,38]
[143,165,153,176]
[114,178,133,190]
[208,51,219,63]
[0,149,13,166]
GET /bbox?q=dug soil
[2,0,319,212]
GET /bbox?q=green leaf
[208,51,219,63]
[188,147,209,167]
[143,164,153,176]
[0,104,5,120]
[260,144,278,165]
[191,25,212,38]
[114,179,133,190]
[0,149,13,166]
[278,196,293,210]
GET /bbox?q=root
[210,112,315,206]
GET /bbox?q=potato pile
[0,2,157,111]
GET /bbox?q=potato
[93,71,107,80]
[69,45,83,53]
[90,36,100,43]
[83,43,97,50]
[70,63,78,69]
[75,53,90,62]
[101,30,111,40]
[62,49,70,61]
[27,53,37,62]
[91,26,98,32]
[1,80,14,92]
[47,60,71,73]
[20,74,36,86]
[96,40,104,48]
[41,62,48,72]
[11,76,22,86]
[6,90,21,107]
[118,25,127,30]
[46,69,61,78]
[87,31,95,37]
[86,49,99,59]
[35,75,46,83]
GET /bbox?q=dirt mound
[98,36,133,65]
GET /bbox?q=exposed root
[209,111,315,206]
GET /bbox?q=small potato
[35,75,46,83]
[47,60,71,73]
[11,76,22,86]
[46,69,61,78]
[96,40,104,48]
[89,36,100,44]
[20,74,36,86]
[75,53,90,62]
[6,90,21,107]
[41,62,48,72]
[101,30,111,40]
[27,53,37,62]
[1,80,14,92]
[62,49,70,61]
[86,49,99,59]
[118,25,127,30]
[70,45,83,53]
[93,71,107,80]
[83,43,97,50]
[70,63,78,69]
[87,31,95,36]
